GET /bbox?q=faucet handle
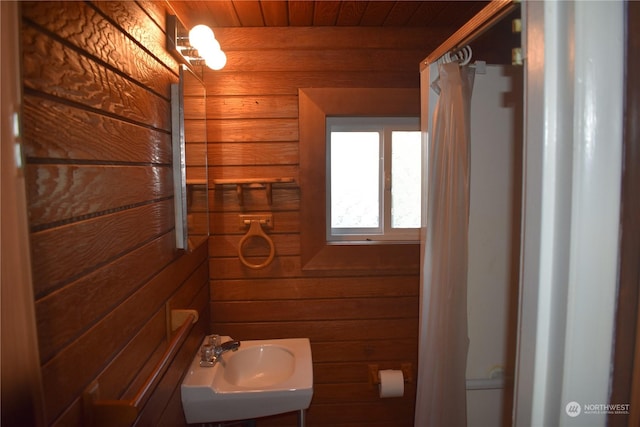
[207,334,221,347]
[201,344,214,361]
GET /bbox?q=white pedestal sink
[181,336,313,424]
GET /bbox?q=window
[327,117,421,242]
[298,87,420,272]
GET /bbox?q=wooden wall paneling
[22,96,172,164]
[205,71,420,96]
[311,338,418,363]
[208,142,299,166]
[212,318,418,343]
[210,186,299,212]
[205,25,423,426]
[313,382,418,404]
[209,255,300,279]
[30,200,175,298]
[21,26,170,131]
[21,1,209,425]
[35,233,176,363]
[103,310,169,400]
[207,118,298,142]
[223,49,426,73]
[209,234,299,258]
[134,320,204,427]
[90,1,180,72]
[212,211,299,234]
[212,26,440,50]
[26,164,173,228]
[186,167,208,184]
[21,1,174,99]
[211,297,419,322]
[185,143,207,165]
[184,95,205,118]
[210,276,418,300]
[207,95,299,119]
[39,243,207,424]
[132,265,210,426]
[208,165,300,183]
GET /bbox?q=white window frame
[326,116,420,243]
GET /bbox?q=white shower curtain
[415,62,475,427]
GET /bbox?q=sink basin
[223,344,295,387]
[181,336,313,424]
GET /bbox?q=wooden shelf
[186,178,207,185]
[212,177,295,205]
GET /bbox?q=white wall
[466,64,522,427]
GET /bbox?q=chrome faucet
[200,335,241,367]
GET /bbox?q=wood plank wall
[20,2,208,425]
[202,26,436,426]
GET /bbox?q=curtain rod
[420,0,517,71]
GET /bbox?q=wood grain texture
[21,0,174,99]
[26,164,173,228]
[210,276,418,300]
[223,49,427,73]
[207,118,299,142]
[207,142,299,166]
[288,1,315,26]
[22,96,172,164]
[30,200,175,298]
[41,243,207,423]
[232,0,264,26]
[35,233,176,363]
[21,2,208,425]
[171,1,487,34]
[213,318,418,342]
[207,95,299,119]
[91,1,180,73]
[336,1,369,25]
[205,71,420,96]
[261,1,289,26]
[22,25,171,131]
[205,25,423,426]
[211,186,299,211]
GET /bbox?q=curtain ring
[238,220,275,269]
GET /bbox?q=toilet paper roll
[378,369,404,398]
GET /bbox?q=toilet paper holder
[369,363,413,387]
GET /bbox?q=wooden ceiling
[167,1,520,65]
[168,1,489,29]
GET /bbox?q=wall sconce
[167,14,226,70]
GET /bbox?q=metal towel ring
[238,220,275,269]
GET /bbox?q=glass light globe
[204,50,227,70]
[189,25,215,51]
[194,39,221,58]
